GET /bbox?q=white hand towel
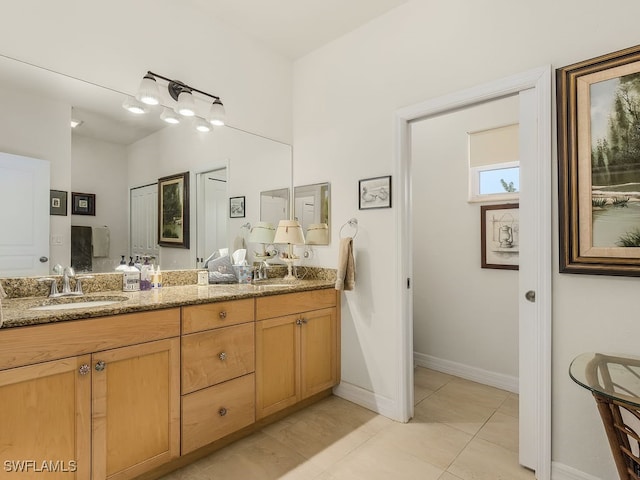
[92,226,110,257]
[335,237,355,291]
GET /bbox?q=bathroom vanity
[0,278,339,480]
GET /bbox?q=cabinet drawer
[181,373,255,454]
[182,322,255,394]
[182,299,254,334]
[256,289,337,320]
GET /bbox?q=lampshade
[176,90,195,116]
[305,223,329,245]
[194,117,211,132]
[208,99,226,126]
[160,107,180,124]
[136,73,161,105]
[249,222,276,244]
[273,220,305,245]
[122,96,148,114]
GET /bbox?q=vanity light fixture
[126,71,226,128]
[136,73,161,105]
[273,220,305,281]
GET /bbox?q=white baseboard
[414,352,519,394]
[333,381,401,421]
[551,462,602,480]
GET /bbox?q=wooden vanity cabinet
[255,289,339,419]
[180,300,256,454]
[0,308,181,480]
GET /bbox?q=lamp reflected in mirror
[248,222,276,259]
[305,223,329,245]
[293,182,330,245]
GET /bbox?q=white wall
[71,134,128,272]
[0,0,292,144]
[411,95,519,381]
[0,88,71,269]
[293,1,640,478]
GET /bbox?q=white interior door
[130,184,158,261]
[196,168,228,267]
[0,152,50,276]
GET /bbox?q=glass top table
[570,352,640,408]
[570,352,640,479]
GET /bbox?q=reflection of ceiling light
[160,107,180,124]
[122,97,148,114]
[194,117,211,132]
[70,119,83,129]
[136,73,161,105]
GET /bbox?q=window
[468,124,519,202]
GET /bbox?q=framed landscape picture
[558,44,640,276]
[158,172,189,248]
[229,196,245,218]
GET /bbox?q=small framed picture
[359,175,392,210]
[71,192,96,216]
[158,172,189,248]
[481,203,519,270]
[50,190,67,216]
[230,196,246,218]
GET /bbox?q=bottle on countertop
[151,266,162,289]
[140,256,152,291]
[122,265,140,292]
[115,255,128,272]
[133,255,142,271]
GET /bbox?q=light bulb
[195,117,211,132]
[176,90,195,117]
[208,99,226,126]
[160,107,180,124]
[122,97,148,115]
[136,74,161,105]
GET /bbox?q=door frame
[393,66,552,479]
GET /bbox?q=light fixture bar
[147,71,221,102]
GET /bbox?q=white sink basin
[29,300,123,311]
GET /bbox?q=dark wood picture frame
[558,44,640,276]
[71,192,95,216]
[229,196,245,218]
[481,203,519,270]
[158,172,190,248]
[358,175,392,210]
[50,190,67,216]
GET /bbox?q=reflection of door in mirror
[196,168,228,267]
[293,183,331,245]
[0,153,50,276]
[130,184,159,263]
[260,188,290,226]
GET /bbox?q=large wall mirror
[0,54,292,278]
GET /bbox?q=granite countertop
[0,279,336,329]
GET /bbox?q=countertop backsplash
[0,266,337,299]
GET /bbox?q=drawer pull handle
[296,318,302,326]
[79,364,90,375]
[95,360,106,372]
[219,352,227,361]
[219,311,227,319]
[219,407,227,416]
[301,318,308,324]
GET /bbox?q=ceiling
[184,0,410,59]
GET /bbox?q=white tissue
[232,249,247,265]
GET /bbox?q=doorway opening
[394,66,552,479]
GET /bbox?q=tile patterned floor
[160,368,535,480]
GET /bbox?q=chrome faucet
[62,266,75,294]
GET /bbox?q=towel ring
[340,218,358,239]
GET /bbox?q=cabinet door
[0,355,91,480]
[255,314,300,419]
[92,338,180,480]
[300,307,338,399]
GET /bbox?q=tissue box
[233,265,253,284]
